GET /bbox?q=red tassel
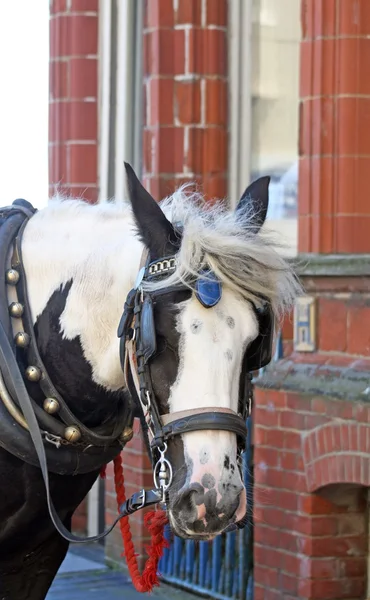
[113,454,169,593]
[100,465,107,479]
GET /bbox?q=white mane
[150,187,300,320]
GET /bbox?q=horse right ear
[124,163,179,259]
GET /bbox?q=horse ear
[124,163,179,259]
[235,176,270,234]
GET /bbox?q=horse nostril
[175,483,205,519]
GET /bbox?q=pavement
[46,544,197,600]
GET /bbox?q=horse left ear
[235,176,270,234]
[124,162,179,259]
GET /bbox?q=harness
[0,200,275,546]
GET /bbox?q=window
[251,0,300,255]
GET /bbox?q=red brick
[318,298,347,352]
[68,144,97,184]
[203,174,227,202]
[176,0,202,25]
[206,0,227,26]
[254,447,280,468]
[205,79,227,125]
[69,101,97,140]
[254,544,284,570]
[70,58,97,98]
[279,573,297,595]
[49,102,68,143]
[280,411,306,431]
[49,144,67,184]
[254,406,279,428]
[71,0,99,10]
[144,30,185,76]
[338,557,367,578]
[253,565,279,589]
[50,60,68,99]
[188,29,227,75]
[286,392,311,413]
[348,304,370,356]
[175,80,201,124]
[149,78,174,125]
[50,0,66,13]
[50,16,69,58]
[145,0,174,28]
[155,127,184,173]
[338,0,370,36]
[299,578,365,598]
[279,451,298,471]
[277,489,299,512]
[69,15,98,56]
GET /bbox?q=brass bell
[6,269,19,285]
[25,365,42,382]
[43,397,60,414]
[14,332,30,348]
[120,426,134,444]
[64,426,81,443]
[9,302,24,318]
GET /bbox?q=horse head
[17,166,298,541]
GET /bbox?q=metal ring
[153,456,173,492]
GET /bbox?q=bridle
[0,200,271,545]
[118,252,253,501]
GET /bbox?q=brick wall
[49,0,99,203]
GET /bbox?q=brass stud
[14,332,30,348]
[25,365,41,382]
[9,302,24,318]
[64,426,81,443]
[120,426,134,444]
[6,269,19,285]
[43,397,60,414]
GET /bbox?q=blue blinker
[195,270,222,308]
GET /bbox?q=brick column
[49,0,98,203]
[142,0,228,202]
[299,0,370,252]
[253,2,370,598]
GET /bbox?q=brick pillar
[299,0,370,252]
[253,2,370,598]
[49,0,99,203]
[142,0,228,202]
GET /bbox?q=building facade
[49,1,370,598]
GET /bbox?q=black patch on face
[201,473,215,489]
[190,319,202,334]
[148,289,190,415]
[225,349,233,361]
[199,448,209,464]
[224,455,230,469]
[226,316,235,329]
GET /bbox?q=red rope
[112,454,169,593]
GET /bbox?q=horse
[0,164,299,599]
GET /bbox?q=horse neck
[20,204,144,419]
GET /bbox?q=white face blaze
[167,288,259,534]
